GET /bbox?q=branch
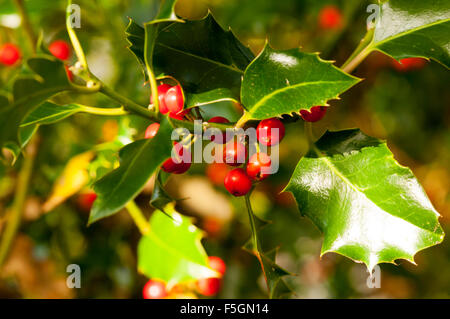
[125,201,150,235]
[0,138,38,269]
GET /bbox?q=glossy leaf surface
[372,0,450,68]
[286,129,444,270]
[241,45,359,120]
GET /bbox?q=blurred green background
[0,0,449,298]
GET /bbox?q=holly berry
[209,116,231,144]
[256,118,285,146]
[208,256,226,276]
[197,277,221,296]
[161,143,191,174]
[145,123,160,139]
[169,109,190,121]
[223,141,247,167]
[318,6,343,30]
[164,85,184,115]
[65,65,74,82]
[152,84,172,114]
[246,153,272,182]
[49,40,71,60]
[300,106,328,122]
[142,280,167,299]
[0,43,21,66]
[224,168,252,197]
[392,57,427,72]
[77,192,97,212]
[206,163,230,186]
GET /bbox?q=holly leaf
[90,118,173,224]
[138,204,218,286]
[126,0,182,81]
[243,197,293,299]
[285,129,445,270]
[371,0,450,68]
[20,102,84,127]
[42,151,95,212]
[150,170,174,212]
[126,13,254,106]
[240,45,360,121]
[0,57,72,158]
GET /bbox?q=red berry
[142,280,167,299]
[65,65,74,81]
[197,277,221,296]
[161,143,191,174]
[246,153,272,182]
[145,123,160,139]
[49,40,71,60]
[300,106,327,122]
[319,6,343,30]
[392,57,427,72]
[0,43,21,66]
[164,85,184,115]
[208,117,231,144]
[152,84,172,114]
[169,109,190,121]
[77,192,97,212]
[256,118,285,146]
[208,256,226,275]
[206,163,230,186]
[224,168,252,197]
[223,141,247,167]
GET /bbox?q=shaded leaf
[126,13,254,106]
[0,57,72,155]
[138,204,218,286]
[240,45,359,121]
[285,129,445,270]
[90,118,173,224]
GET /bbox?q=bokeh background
[0,0,449,298]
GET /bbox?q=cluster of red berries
[145,83,192,174]
[152,84,187,120]
[0,40,73,81]
[143,256,226,299]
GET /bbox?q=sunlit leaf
[371,0,450,68]
[240,45,359,121]
[138,204,218,286]
[285,129,445,270]
[42,151,95,212]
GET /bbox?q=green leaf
[0,57,72,154]
[138,204,218,286]
[371,0,450,68]
[126,13,254,106]
[243,196,293,299]
[20,102,83,127]
[240,45,360,121]
[90,118,174,224]
[285,129,445,270]
[126,0,182,81]
[150,170,174,212]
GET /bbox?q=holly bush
[0,0,449,299]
